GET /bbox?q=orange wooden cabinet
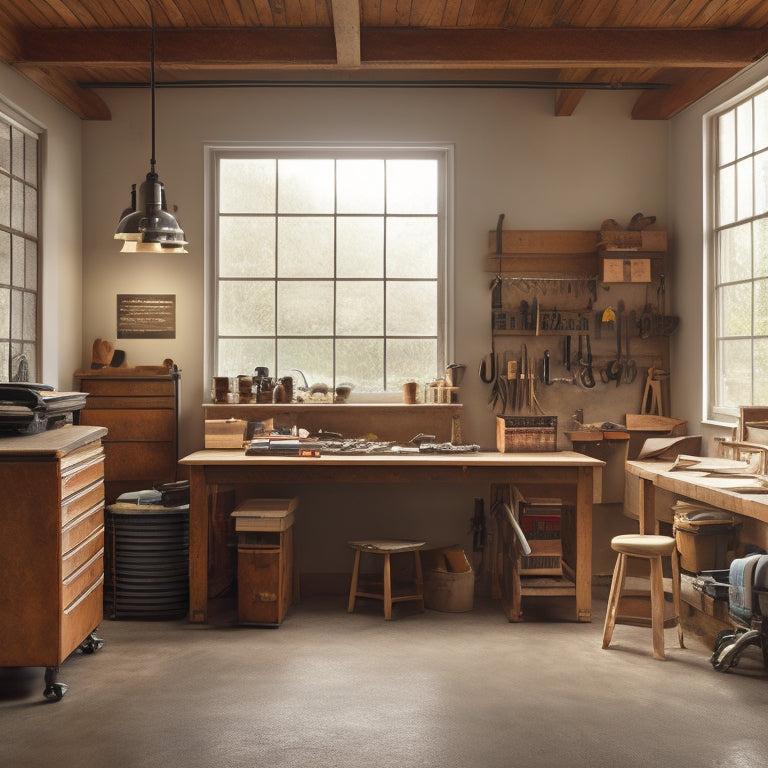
[73,371,180,504]
[237,527,295,626]
[0,425,107,700]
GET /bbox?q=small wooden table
[179,450,603,624]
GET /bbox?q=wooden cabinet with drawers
[0,425,107,700]
[73,371,180,505]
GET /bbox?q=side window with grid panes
[0,112,39,383]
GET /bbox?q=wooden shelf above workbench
[202,402,464,444]
[485,228,667,281]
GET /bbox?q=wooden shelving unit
[202,402,464,445]
[73,370,180,504]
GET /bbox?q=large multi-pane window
[0,107,39,384]
[711,88,768,418]
[208,146,451,396]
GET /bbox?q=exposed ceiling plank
[3,1,768,121]
[0,24,22,62]
[554,87,586,116]
[14,63,111,119]
[14,27,768,70]
[631,67,744,119]
[331,0,361,66]
[554,68,594,116]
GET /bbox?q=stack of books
[519,498,563,576]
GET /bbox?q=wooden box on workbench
[496,416,557,453]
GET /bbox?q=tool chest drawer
[61,479,104,526]
[61,451,104,498]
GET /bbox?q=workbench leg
[491,483,522,622]
[575,466,593,623]
[188,466,210,623]
[641,477,659,535]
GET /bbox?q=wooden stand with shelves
[73,371,180,504]
[482,225,674,431]
[202,403,464,445]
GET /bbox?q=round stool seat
[348,539,426,553]
[610,534,676,558]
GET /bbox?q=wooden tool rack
[483,223,675,446]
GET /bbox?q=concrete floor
[2,592,768,768]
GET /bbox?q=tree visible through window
[0,110,39,383]
[210,147,450,397]
[711,88,768,417]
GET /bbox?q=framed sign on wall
[117,294,176,339]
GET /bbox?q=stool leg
[670,548,685,649]
[649,556,665,660]
[602,552,626,649]
[383,553,392,620]
[413,550,425,612]
[347,550,361,613]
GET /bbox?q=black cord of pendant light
[149,3,157,177]
[113,1,188,252]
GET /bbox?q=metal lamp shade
[114,172,188,252]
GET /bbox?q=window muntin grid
[210,148,449,396]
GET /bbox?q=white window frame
[706,80,768,423]
[203,143,455,400]
[0,99,41,384]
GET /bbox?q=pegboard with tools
[481,215,677,440]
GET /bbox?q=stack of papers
[668,455,768,493]
[669,454,754,473]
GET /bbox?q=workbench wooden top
[627,459,768,522]
[180,449,604,468]
[0,425,107,457]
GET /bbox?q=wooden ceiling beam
[331,0,361,67]
[554,68,594,116]
[14,27,768,69]
[13,64,111,120]
[631,67,745,119]
[360,28,768,68]
[17,28,339,67]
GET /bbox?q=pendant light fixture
[114,4,187,253]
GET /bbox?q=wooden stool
[347,539,426,620]
[602,534,685,660]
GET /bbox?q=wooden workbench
[625,459,768,534]
[179,449,603,624]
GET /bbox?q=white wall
[0,63,83,388]
[669,57,768,454]
[81,85,669,459]
[78,84,669,572]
